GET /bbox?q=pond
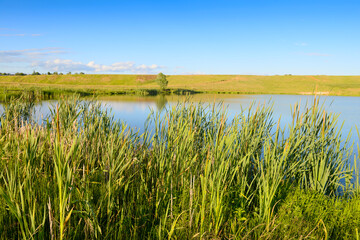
[2,94,360,145]
[97,94,360,138]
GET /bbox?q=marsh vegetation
[0,93,360,239]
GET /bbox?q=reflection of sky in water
[98,94,360,151]
[102,101,157,131]
[1,94,359,145]
[0,94,358,172]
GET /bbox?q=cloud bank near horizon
[33,59,163,73]
[0,48,163,73]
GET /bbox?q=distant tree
[79,72,85,75]
[59,73,64,75]
[67,72,72,75]
[156,72,168,91]
[47,72,52,75]
[15,72,26,76]
[53,72,58,75]
[32,70,40,75]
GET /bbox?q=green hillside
[1,74,360,96]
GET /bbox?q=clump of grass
[0,93,358,239]
[273,188,360,239]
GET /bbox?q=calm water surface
[2,94,360,144]
[100,94,359,141]
[1,94,359,172]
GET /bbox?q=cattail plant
[0,93,358,239]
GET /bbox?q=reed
[0,94,358,239]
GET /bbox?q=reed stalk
[0,93,358,239]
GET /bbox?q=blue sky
[0,0,359,75]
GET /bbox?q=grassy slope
[1,74,360,96]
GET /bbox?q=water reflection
[94,94,359,145]
[155,94,168,111]
[1,94,359,143]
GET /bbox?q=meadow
[0,93,360,239]
[1,74,360,96]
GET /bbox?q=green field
[1,74,360,96]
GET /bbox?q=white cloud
[33,59,163,73]
[34,59,92,72]
[0,48,68,63]
[1,48,164,73]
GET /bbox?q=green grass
[0,93,359,239]
[1,74,360,96]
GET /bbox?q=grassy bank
[1,74,360,96]
[0,94,360,239]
